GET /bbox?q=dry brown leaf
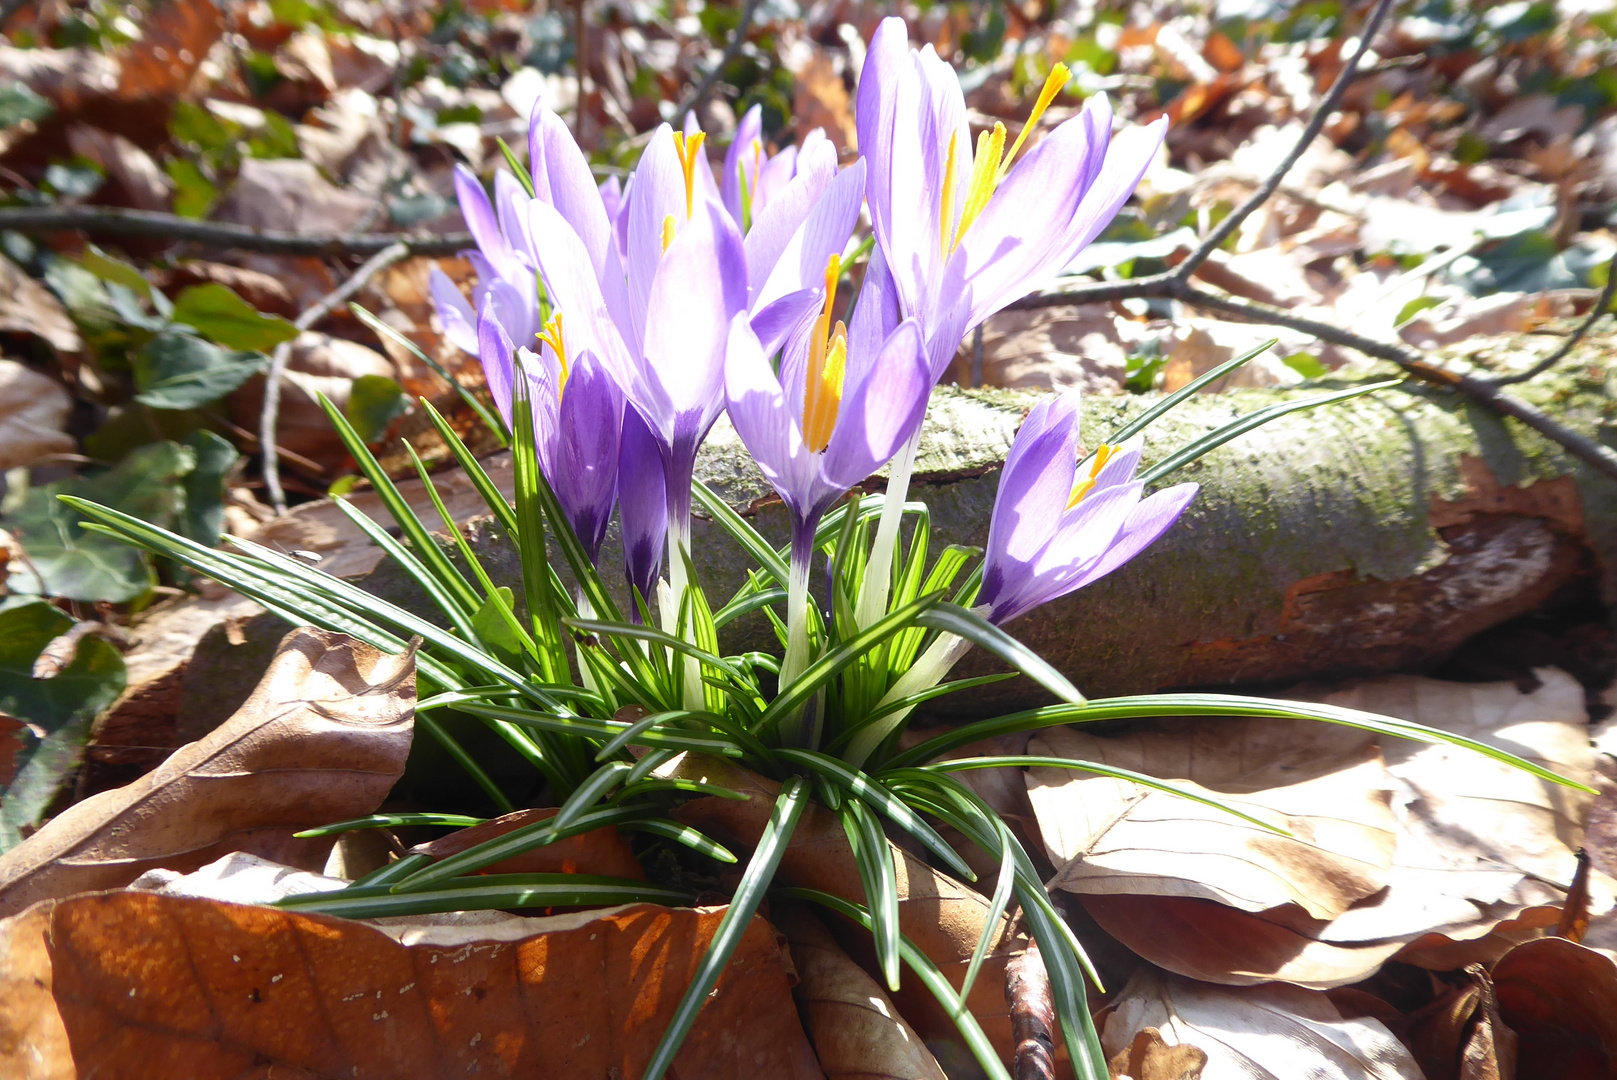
[213,158,375,236]
[1159,324,1301,393]
[953,307,1133,395]
[0,628,414,918]
[1100,968,1423,1080]
[1107,1028,1206,1080]
[409,806,645,880]
[0,892,822,1080]
[662,754,1021,1061]
[1492,936,1617,1079]
[1295,669,1606,954]
[1081,893,1405,989]
[64,126,173,212]
[779,908,947,1080]
[789,50,857,155]
[0,256,82,355]
[230,331,397,465]
[1348,965,1517,1080]
[0,359,75,471]
[1028,722,1397,920]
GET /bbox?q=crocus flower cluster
[432,16,1195,698]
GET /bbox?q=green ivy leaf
[169,283,298,352]
[0,84,52,128]
[2,441,195,602]
[345,374,410,444]
[133,332,267,410]
[180,430,239,547]
[0,599,127,851]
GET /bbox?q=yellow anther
[1001,63,1071,180]
[661,213,677,254]
[802,254,846,453]
[938,130,958,258]
[671,130,707,220]
[536,311,569,396]
[952,123,1006,252]
[1067,442,1116,508]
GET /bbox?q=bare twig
[0,206,471,258]
[261,242,411,514]
[1005,941,1057,1080]
[674,0,764,125]
[1172,0,1397,283]
[1484,250,1617,387]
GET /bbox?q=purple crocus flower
[721,106,836,236]
[430,166,542,357]
[977,393,1198,625]
[476,304,622,564]
[847,392,1196,766]
[851,17,1169,628]
[618,403,667,614]
[725,254,929,741]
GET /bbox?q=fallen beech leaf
[1080,894,1404,989]
[1106,1027,1206,1080]
[952,307,1133,395]
[0,359,75,471]
[0,627,415,917]
[1333,965,1516,1080]
[1028,721,1397,920]
[0,256,81,355]
[663,754,1020,1061]
[779,908,947,1080]
[1100,968,1422,1080]
[1491,936,1617,1080]
[409,807,645,880]
[0,892,822,1080]
[1298,669,1607,955]
[64,126,173,212]
[213,158,374,236]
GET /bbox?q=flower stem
[663,449,704,712]
[844,632,971,768]
[855,429,919,629]
[778,516,819,747]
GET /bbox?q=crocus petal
[857,17,909,265]
[993,480,1138,624]
[752,145,798,216]
[981,394,1080,585]
[454,164,520,281]
[844,242,901,374]
[1052,114,1167,276]
[951,98,1111,326]
[744,139,841,301]
[752,156,865,314]
[722,104,764,225]
[724,314,814,521]
[1087,435,1145,493]
[618,404,667,610]
[551,348,623,561]
[1065,482,1198,592]
[526,198,641,405]
[820,318,929,493]
[625,126,691,347]
[476,300,517,425]
[599,175,623,226]
[641,201,749,445]
[430,268,479,354]
[750,288,822,361]
[530,107,616,285]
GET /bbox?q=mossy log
[178,328,1617,734]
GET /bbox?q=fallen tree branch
[675,0,764,125]
[262,242,411,514]
[0,206,472,258]
[1484,249,1617,388]
[1172,0,1397,283]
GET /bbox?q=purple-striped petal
[618,404,667,609]
[530,106,616,286]
[820,318,929,493]
[744,139,840,301]
[454,164,520,281]
[1066,482,1198,592]
[475,300,517,426]
[549,348,622,561]
[724,314,813,520]
[723,104,764,225]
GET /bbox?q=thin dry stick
[674,0,764,125]
[261,242,411,514]
[1484,249,1617,387]
[1005,941,1057,1080]
[0,206,471,258]
[1171,0,1398,283]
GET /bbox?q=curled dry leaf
[1100,968,1422,1080]
[1027,721,1397,920]
[0,892,822,1080]
[1106,1028,1206,1080]
[0,627,415,917]
[0,256,81,355]
[778,907,947,1080]
[663,753,1021,1061]
[1331,964,1516,1080]
[408,806,646,880]
[1491,936,1617,1080]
